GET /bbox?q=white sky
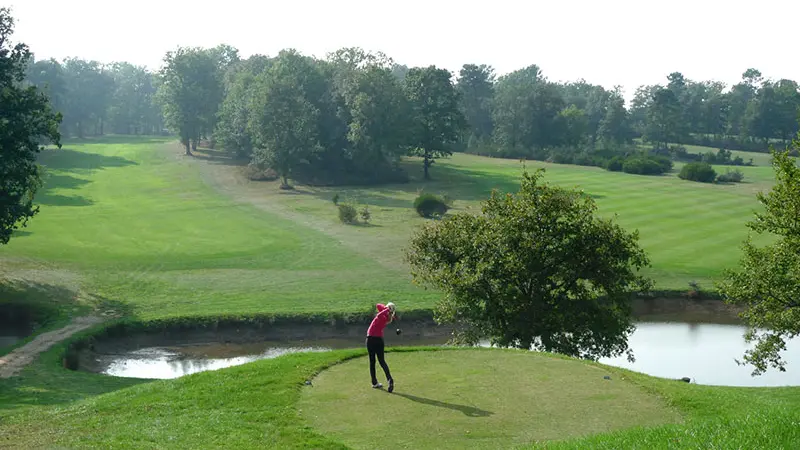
[7,0,799,101]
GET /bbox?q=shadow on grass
[0,354,145,412]
[0,279,134,325]
[193,148,249,168]
[37,148,137,174]
[392,392,493,417]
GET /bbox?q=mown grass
[1,136,796,448]
[207,146,778,291]
[0,137,441,319]
[2,348,799,449]
[300,350,681,449]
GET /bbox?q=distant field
[0,137,440,319]
[201,147,776,291]
[0,137,781,323]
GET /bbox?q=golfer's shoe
[388,379,394,393]
[372,383,383,389]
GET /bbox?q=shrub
[414,193,449,218]
[679,162,717,183]
[242,165,279,181]
[359,206,371,224]
[338,203,358,224]
[717,169,745,183]
[441,194,455,207]
[332,194,339,205]
[605,156,625,172]
[622,156,669,175]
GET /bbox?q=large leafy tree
[345,65,410,176]
[215,55,271,158]
[644,87,682,148]
[107,62,160,135]
[717,135,800,375]
[0,8,62,244]
[248,50,322,188]
[406,169,652,360]
[158,46,234,155]
[492,66,565,154]
[404,66,466,180]
[456,64,495,146]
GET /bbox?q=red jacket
[367,303,393,337]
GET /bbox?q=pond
[75,322,800,387]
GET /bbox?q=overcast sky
[8,0,798,100]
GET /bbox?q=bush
[242,165,279,181]
[604,156,625,172]
[679,162,717,183]
[338,204,358,224]
[414,193,449,218]
[717,169,745,183]
[622,156,668,175]
[332,194,339,205]
[359,206,371,223]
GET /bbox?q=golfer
[366,302,395,392]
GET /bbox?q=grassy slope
[299,350,680,449]
[0,137,440,319]
[201,145,778,291]
[1,137,796,448]
[2,348,799,449]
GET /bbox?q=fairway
[299,350,680,449]
[192,145,777,291]
[0,137,441,319]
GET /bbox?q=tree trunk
[191,140,198,152]
[77,122,83,139]
[184,140,192,156]
[423,153,431,180]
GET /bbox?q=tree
[107,62,159,135]
[157,46,228,155]
[345,65,410,176]
[0,8,62,244]
[215,55,271,157]
[248,51,322,188]
[644,87,682,148]
[456,64,495,146]
[404,66,466,180]
[492,66,565,155]
[717,136,800,375]
[406,168,652,360]
[598,89,632,146]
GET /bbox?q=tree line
[23,43,800,185]
[24,57,163,137]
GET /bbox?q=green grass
[1,136,797,448]
[0,137,440,319]
[210,148,777,291]
[299,350,680,449]
[2,348,799,449]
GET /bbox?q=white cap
[387,302,396,312]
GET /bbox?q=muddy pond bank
[65,297,794,386]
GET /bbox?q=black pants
[366,336,392,385]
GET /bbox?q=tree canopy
[0,8,62,245]
[405,169,652,360]
[717,133,800,375]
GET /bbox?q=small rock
[304,380,312,386]
[603,375,611,380]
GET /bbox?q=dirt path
[0,315,105,378]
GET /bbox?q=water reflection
[101,346,330,379]
[85,323,800,387]
[599,322,800,387]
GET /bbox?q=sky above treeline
[8,0,799,101]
